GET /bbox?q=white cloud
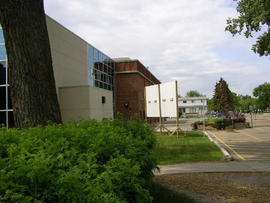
[44,0,270,97]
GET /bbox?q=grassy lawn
[150,182,196,203]
[154,131,223,165]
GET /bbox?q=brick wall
[114,60,160,123]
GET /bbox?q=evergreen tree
[212,78,233,113]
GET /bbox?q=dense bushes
[192,116,246,130]
[0,119,157,202]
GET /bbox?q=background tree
[0,0,62,128]
[231,92,241,111]
[253,82,270,110]
[238,95,258,111]
[212,78,234,113]
[207,98,215,111]
[226,0,270,56]
[185,90,204,97]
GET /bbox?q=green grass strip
[154,131,224,165]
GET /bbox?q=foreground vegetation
[154,131,223,165]
[0,119,157,202]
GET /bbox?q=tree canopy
[225,0,270,56]
[253,82,270,109]
[185,90,204,97]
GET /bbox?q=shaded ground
[151,182,196,203]
[155,172,270,203]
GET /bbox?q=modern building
[114,58,160,122]
[0,16,114,127]
[179,97,208,116]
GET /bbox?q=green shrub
[192,118,240,130]
[0,119,157,202]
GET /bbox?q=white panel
[145,84,160,117]
[160,81,177,117]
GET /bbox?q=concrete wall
[88,86,113,120]
[46,16,88,90]
[46,16,114,122]
[59,86,113,122]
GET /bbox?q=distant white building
[179,97,208,115]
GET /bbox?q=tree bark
[0,0,62,128]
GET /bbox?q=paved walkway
[155,161,270,175]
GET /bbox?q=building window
[88,45,114,91]
[190,107,196,113]
[191,100,194,103]
[0,26,14,128]
[183,100,187,103]
[0,45,6,60]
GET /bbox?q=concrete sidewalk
[155,161,270,175]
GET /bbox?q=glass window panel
[94,80,99,87]
[0,29,4,44]
[101,53,105,62]
[101,73,105,82]
[0,112,6,126]
[99,82,103,89]
[0,45,6,60]
[94,49,99,59]
[98,52,102,61]
[103,59,109,66]
[108,76,112,84]
[88,69,94,87]
[103,65,108,73]
[88,45,94,59]
[94,61,100,69]
[0,87,6,109]
[88,57,94,68]
[98,62,103,72]
[8,111,14,127]
[8,88,12,109]
[104,55,109,62]
[0,60,6,68]
[86,45,113,91]
[98,71,101,80]
[94,70,97,80]
[0,65,6,85]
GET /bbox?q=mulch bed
[155,172,270,203]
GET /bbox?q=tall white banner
[145,81,178,118]
[160,81,177,117]
[145,84,160,117]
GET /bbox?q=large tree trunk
[0,0,62,128]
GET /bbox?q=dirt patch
[155,172,270,203]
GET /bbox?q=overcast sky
[45,0,270,98]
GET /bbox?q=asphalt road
[208,126,270,161]
[209,113,270,161]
